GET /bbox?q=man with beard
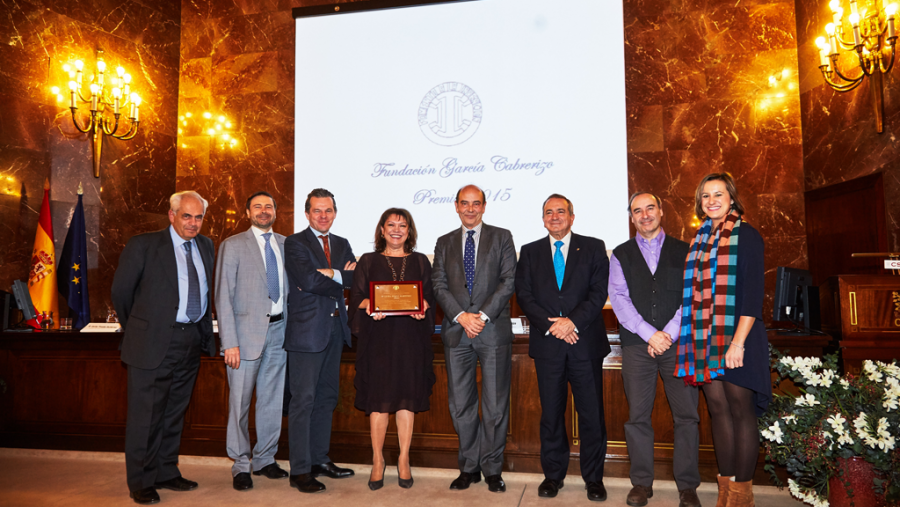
[215,191,291,491]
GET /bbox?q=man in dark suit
[432,185,517,493]
[112,191,217,505]
[283,188,357,494]
[609,193,699,507]
[515,194,611,502]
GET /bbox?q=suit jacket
[214,228,289,360]
[283,227,355,353]
[432,223,517,348]
[515,233,610,360]
[112,227,216,370]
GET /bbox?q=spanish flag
[28,179,58,329]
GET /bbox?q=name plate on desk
[369,281,423,316]
[886,260,900,270]
[81,323,122,333]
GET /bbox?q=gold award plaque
[369,280,423,315]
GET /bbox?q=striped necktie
[183,241,202,322]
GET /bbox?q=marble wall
[0,0,181,323]
[794,0,900,250]
[7,0,894,324]
[622,0,807,320]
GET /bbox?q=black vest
[613,235,689,347]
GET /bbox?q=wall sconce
[815,0,897,132]
[52,49,143,178]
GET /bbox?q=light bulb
[816,36,828,48]
[826,23,836,35]
[829,0,841,11]
[887,3,898,16]
[222,133,230,140]
[90,83,99,94]
[218,115,225,122]
[124,73,132,84]
[230,139,238,147]
[117,66,125,77]
[215,124,222,131]
[179,115,184,121]
[74,60,84,71]
[68,81,77,90]
[781,68,790,79]
[849,12,860,25]
[185,112,192,118]
[56,95,63,102]
[207,128,216,136]
[203,111,212,119]
[133,95,142,106]
[225,122,232,128]
[50,86,60,95]
[97,60,106,72]
[112,87,122,98]
[769,75,777,85]
[63,63,71,73]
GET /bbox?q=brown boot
[726,479,754,507]
[715,476,733,507]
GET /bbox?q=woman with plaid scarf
[675,173,771,507]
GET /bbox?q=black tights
[702,380,760,482]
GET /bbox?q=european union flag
[58,191,90,329]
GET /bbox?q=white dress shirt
[250,226,285,315]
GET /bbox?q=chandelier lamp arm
[113,121,140,140]
[828,53,868,82]
[820,65,866,91]
[68,108,94,134]
[878,39,897,73]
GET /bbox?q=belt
[269,313,283,323]
[174,321,200,328]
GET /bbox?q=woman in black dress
[675,173,770,507]
[349,208,435,490]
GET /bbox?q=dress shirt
[169,225,208,323]
[608,229,682,343]
[545,230,577,335]
[548,231,573,262]
[453,222,488,324]
[251,226,285,315]
[312,228,343,286]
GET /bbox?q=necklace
[384,254,407,281]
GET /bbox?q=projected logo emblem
[418,82,482,146]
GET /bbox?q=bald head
[454,185,486,229]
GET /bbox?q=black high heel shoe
[368,462,387,491]
[397,465,414,489]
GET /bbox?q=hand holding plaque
[368,281,424,316]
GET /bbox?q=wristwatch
[479,312,489,323]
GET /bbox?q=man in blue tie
[432,185,517,493]
[112,191,217,505]
[215,192,290,491]
[515,194,611,502]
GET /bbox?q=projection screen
[294,0,628,255]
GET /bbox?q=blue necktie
[183,241,202,322]
[553,240,565,290]
[464,230,476,295]
[263,233,280,304]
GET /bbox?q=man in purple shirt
[609,193,700,507]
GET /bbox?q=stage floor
[0,447,803,506]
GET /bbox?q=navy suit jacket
[515,232,611,361]
[112,228,216,369]
[283,227,356,353]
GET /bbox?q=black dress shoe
[253,463,289,479]
[449,471,482,490]
[398,466,414,489]
[368,463,387,491]
[233,473,253,491]
[290,473,326,493]
[537,478,564,498]
[310,462,355,479]
[130,487,160,505]
[485,474,506,493]
[155,476,198,491]
[586,481,608,502]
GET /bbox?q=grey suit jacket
[432,223,517,348]
[215,228,288,360]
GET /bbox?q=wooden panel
[1,330,820,483]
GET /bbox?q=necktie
[464,230,476,295]
[184,241,202,322]
[553,240,565,290]
[263,233,280,303]
[318,235,332,268]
